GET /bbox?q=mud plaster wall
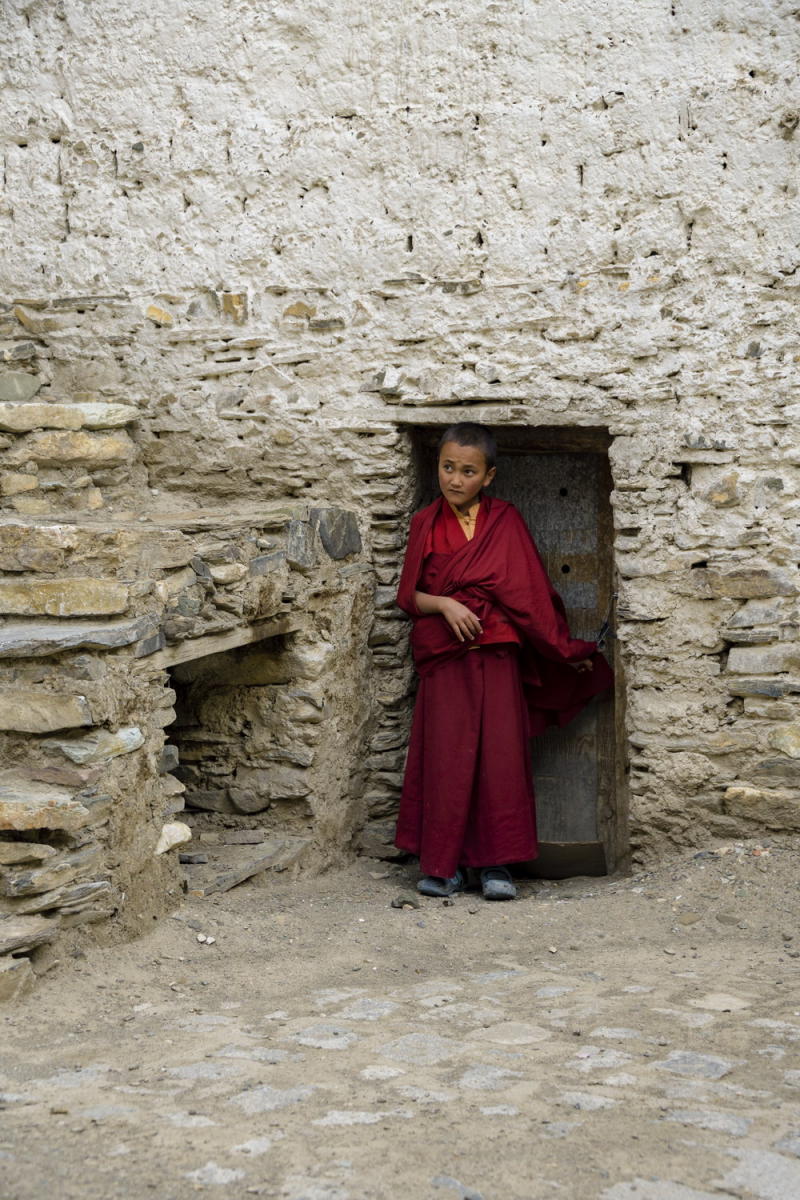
[1,1,800,989]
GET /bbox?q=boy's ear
[485,466,497,486]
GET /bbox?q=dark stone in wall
[311,508,362,560]
[159,744,180,775]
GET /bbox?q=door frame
[403,421,629,875]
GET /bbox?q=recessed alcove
[406,423,627,877]
[164,632,319,841]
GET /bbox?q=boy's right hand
[438,597,483,643]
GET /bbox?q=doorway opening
[409,424,627,877]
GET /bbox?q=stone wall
[2,1,800,990]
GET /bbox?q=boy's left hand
[570,658,594,673]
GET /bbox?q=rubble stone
[768,724,800,758]
[0,371,42,402]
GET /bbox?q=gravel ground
[3,839,800,1200]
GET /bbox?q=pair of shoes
[480,866,517,901]
[417,869,466,897]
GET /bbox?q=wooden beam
[134,616,301,671]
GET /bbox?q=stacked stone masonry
[1,1,799,988]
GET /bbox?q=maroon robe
[394,493,612,876]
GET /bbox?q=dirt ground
[3,839,800,1200]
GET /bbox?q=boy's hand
[438,597,483,643]
[570,658,594,673]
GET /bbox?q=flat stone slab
[228,1083,316,1114]
[0,578,129,618]
[470,1021,551,1045]
[0,616,157,658]
[312,1108,412,1125]
[655,1051,736,1080]
[379,1032,464,1065]
[688,993,752,1012]
[457,1065,523,1091]
[42,726,144,765]
[183,836,309,897]
[720,1148,800,1199]
[283,1022,359,1051]
[0,914,60,955]
[0,841,57,865]
[0,401,138,433]
[0,689,93,734]
[333,997,399,1021]
[602,1183,721,1200]
[666,1109,751,1136]
[559,1091,617,1112]
[185,1163,245,1187]
[0,774,92,832]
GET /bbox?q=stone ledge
[0,504,309,535]
[0,615,158,658]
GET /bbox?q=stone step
[183,836,310,898]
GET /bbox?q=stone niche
[167,634,331,834]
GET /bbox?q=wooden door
[494,450,616,876]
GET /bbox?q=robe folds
[394,493,613,876]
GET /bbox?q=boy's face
[438,440,496,510]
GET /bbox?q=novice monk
[394,422,613,900]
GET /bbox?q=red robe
[394,494,612,876]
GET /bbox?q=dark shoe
[417,869,466,897]
[480,866,517,900]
